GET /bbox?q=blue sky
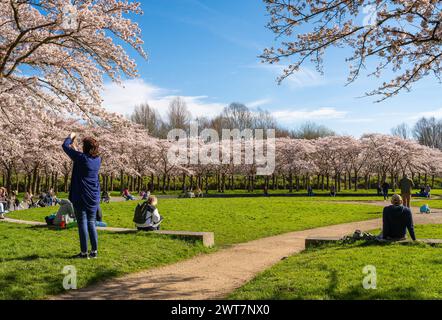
[101,0,442,137]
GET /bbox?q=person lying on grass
[133,195,163,232]
[381,194,416,241]
[122,188,136,201]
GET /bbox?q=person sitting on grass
[0,202,5,219]
[381,194,416,241]
[122,188,135,201]
[195,187,203,198]
[53,199,76,228]
[23,190,34,208]
[140,190,150,200]
[0,187,8,212]
[425,185,431,199]
[8,191,20,211]
[133,195,163,231]
[101,190,110,203]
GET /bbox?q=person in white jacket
[135,195,162,231]
[54,199,75,226]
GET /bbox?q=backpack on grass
[133,201,155,224]
[420,204,431,214]
[341,230,378,244]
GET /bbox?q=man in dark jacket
[382,194,416,241]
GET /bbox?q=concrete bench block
[305,237,341,248]
[98,226,215,247]
[154,230,215,248]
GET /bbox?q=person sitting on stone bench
[133,195,163,231]
[380,194,416,241]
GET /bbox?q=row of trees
[130,98,336,140]
[2,114,442,195]
[2,1,442,196]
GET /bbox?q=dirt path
[54,204,442,300]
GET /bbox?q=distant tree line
[129,97,336,140]
[391,117,442,149]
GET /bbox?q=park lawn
[18,188,442,199]
[7,198,381,246]
[369,224,442,239]
[229,224,442,300]
[0,222,210,300]
[413,199,442,209]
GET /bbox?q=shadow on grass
[265,266,426,300]
[1,254,41,262]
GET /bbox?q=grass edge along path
[229,223,442,300]
[6,198,384,246]
[54,209,442,300]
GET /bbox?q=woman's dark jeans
[75,208,98,253]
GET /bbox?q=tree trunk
[289,173,293,193]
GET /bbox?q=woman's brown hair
[82,137,100,158]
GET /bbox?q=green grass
[17,188,442,199]
[7,198,382,246]
[413,199,442,209]
[229,224,442,300]
[0,222,209,300]
[370,224,442,239]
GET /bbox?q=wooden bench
[98,226,215,247]
[305,236,442,248]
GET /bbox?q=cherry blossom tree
[0,0,146,124]
[262,0,442,100]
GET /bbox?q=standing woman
[62,133,101,259]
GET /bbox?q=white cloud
[408,108,442,120]
[339,118,375,123]
[247,98,272,109]
[101,79,226,119]
[250,63,325,89]
[272,107,347,123]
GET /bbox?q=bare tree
[130,103,162,136]
[195,116,212,132]
[167,97,192,130]
[222,103,254,130]
[413,117,442,149]
[292,122,335,140]
[253,109,277,130]
[391,123,412,140]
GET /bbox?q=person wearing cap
[381,194,416,241]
